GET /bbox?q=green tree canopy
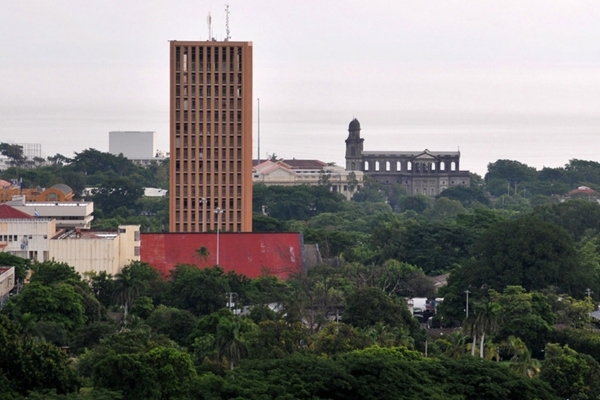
[3,282,86,331]
[453,215,586,295]
[30,261,81,286]
[0,315,79,396]
[165,265,230,316]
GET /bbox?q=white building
[0,204,55,262]
[109,131,155,159]
[253,159,364,200]
[5,196,94,229]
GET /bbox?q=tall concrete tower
[169,41,253,233]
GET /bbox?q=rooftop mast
[207,12,212,40]
[225,4,231,41]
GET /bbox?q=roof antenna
[207,12,212,40]
[225,4,231,41]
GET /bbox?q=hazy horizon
[1,1,599,176]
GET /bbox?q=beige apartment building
[50,225,140,276]
[169,40,253,233]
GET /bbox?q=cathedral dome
[348,118,361,131]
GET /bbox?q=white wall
[0,219,55,262]
[109,131,155,159]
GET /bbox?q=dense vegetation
[3,260,589,399]
[3,150,600,397]
[0,147,169,231]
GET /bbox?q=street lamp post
[199,198,207,232]
[464,290,471,319]
[215,207,224,265]
[226,292,238,313]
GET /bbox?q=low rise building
[562,186,600,203]
[50,225,140,276]
[253,159,363,200]
[0,183,75,203]
[5,196,94,229]
[0,204,55,262]
[0,202,138,276]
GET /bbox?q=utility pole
[226,292,238,313]
[257,98,260,164]
[464,290,471,319]
[215,207,224,265]
[199,198,207,232]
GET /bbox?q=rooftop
[54,229,118,240]
[0,204,34,219]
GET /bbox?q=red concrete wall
[140,232,305,280]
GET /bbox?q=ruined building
[345,118,470,196]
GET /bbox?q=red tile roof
[0,204,34,219]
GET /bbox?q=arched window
[440,161,445,171]
[431,163,436,171]
[375,161,380,171]
[451,161,456,171]
[386,161,391,171]
[364,161,369,171]
[407,161,412,171]
[396,161,401,171]
[351,162,355,171]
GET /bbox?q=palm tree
[113,267,145,327]
[473,300,501,358]
[195,246,210,267]
[366,322,396,347]
[438,330,469,359]
[391,326,415,349]
[503,336,541,378]
[484,341,500,362]
[215,317,249,370]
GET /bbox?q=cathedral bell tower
[345,118,364,171]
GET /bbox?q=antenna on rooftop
[225,4,231,41]
[207,12,212,40]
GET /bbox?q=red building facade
[140,232,304,279]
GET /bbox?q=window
[134,246,140,256]
[134,231,140,241]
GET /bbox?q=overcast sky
[1,1,599,175]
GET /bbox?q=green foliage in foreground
[0,315,79,397]
[196,347,557,400]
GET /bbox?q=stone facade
[345,119,470,196]
[253,159,363,201]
